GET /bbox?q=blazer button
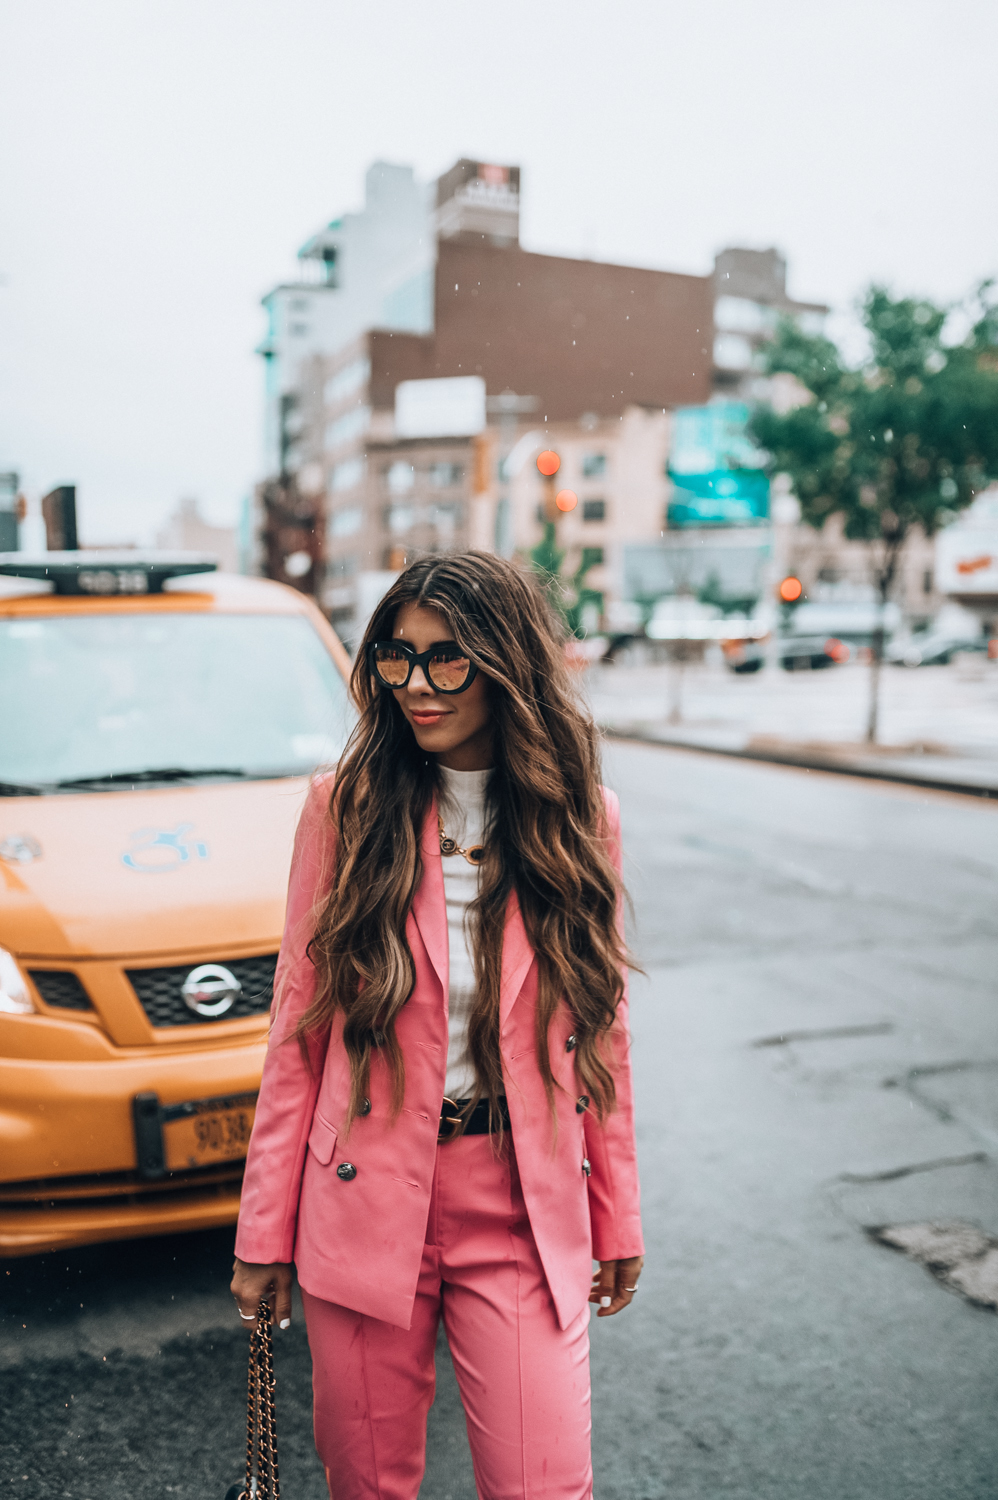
[359,1098,372,1116]
[566,1034,577,1052]
[582,1157,592,1177]
[576,1095,590,1113]
[336,1162,357,1181]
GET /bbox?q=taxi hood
[0,778,310,958]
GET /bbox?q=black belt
[439,1096,510,1140]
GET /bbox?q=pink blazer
[234,775,644,1332]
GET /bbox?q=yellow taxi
[0,553,353,1256]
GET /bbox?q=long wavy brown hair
[297,551,629,1130]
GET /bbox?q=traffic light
[555,489,578,512]
[42,486,78,551]
[779,575,803,603]
[536,450,561,477]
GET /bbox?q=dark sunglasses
[367,640,479,694]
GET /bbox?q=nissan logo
[181,963,242,1018]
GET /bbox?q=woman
[231,551,643,1500]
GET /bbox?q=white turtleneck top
[437,764,491,1100]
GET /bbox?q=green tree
[749,283,998,741]
[529,525,604,638]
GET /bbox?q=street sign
[668,401,769,528]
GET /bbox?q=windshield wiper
[0,779,44,796]
[54,766,250,790]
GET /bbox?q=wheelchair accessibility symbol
[122,823,210,873]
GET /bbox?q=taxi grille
[29,970,93,1010]
[126,954,278,1028]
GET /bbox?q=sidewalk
[585,653,998,798]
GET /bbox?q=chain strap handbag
[225,1299,281,1500]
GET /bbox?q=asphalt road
[3,743,998,1499]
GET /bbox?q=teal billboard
[667,402,769,528]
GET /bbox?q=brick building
[276,158,712,643]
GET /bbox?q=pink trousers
[300,1132,593,1500]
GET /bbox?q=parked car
[778,636,851,671]
[885,631,987,667]
[721,639,766,673]
[0,553,353,1256]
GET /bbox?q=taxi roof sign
[0,551,218,596]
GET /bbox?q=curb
[601,726,998,802]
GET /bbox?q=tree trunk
[865,575,893,744]
[866,621,884,743]
[667,655,684,725]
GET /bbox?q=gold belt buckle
[438,1096,463,1142]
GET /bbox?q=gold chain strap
[242,1299,281,1500]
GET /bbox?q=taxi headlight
[0,948,35,1014]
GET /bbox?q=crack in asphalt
[889,1060,998,1153]
[836,1152,988,1184]
[753,1023,895,1048]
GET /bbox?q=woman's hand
[230,1258,294,1331]
[589,1255,644,1316]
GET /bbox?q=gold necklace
[437,814,486,866]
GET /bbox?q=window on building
[714,296,772,334]
[385,544,408,570]
[385,505,415,534]
[331,458,365,492]
[324,358,371,405]
[581,547,604,571]
[433,503,463,543]
[329,554,358,578]
[386,462,415,495]
[582,499,606,523]
[289,323,309,338]
[325,406,371,450]
[429,462,463,486]
[330,507,363,538]
[582,454,606,478]
[923,569,934,595]
[713,334,753,371]
[290,298,310,312]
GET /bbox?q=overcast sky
[1,0,996,544]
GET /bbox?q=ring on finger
[623,1286,638,1293]
[238,1311,255,1320]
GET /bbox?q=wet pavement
[3,741,997,1498]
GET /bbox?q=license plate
[161,1092,257,1172]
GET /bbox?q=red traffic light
[779,576,803,603]
[537,450,561,477]
[555,489,578,512]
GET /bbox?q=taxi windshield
[2,611,353,790]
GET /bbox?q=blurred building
[623,250,833,621]
[155,498,240,574]
[258,161,939,641]
[659,248,939,627]
[711,247,827,398]
[259,157,712,642]
[257,162,434,480]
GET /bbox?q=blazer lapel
[499,889,536,1030]
[410,799,536,1024]
[410,798,449,999]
